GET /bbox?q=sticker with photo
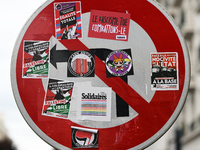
[22,41,50,78]
[151,52,179,90]
[54,1,82,40]
[42,78,74,119]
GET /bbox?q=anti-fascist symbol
[67,51,95,77]
[71,127,98,148]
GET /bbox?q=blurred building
[0,113,8,141]
[147,0,200,150]
[0,113,16,150]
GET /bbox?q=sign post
[11,0,190,149]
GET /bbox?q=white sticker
[77,87,112,121]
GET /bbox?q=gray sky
[0,0,53,149]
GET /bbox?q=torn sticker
[54,1,82,40]
[88,10,130,41]
[71,126,98,148]
[77,87,111,121]
[151,52,179,90]
[22,41,50,78]
[42,78,74,119]
[68,81,92,120]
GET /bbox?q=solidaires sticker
[77,87,112,121]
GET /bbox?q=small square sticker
[105,49,134,77]
[67,50,95,77]
[71,126,98,148]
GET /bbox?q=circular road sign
[11,0,190,149]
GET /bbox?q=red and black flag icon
[71,126,98,148]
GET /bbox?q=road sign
[11,0,190,149]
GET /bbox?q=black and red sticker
[71,126,98,149]
[67,50,95,77]
[151,52,179,90]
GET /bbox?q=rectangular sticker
[42,78,74,119]
[151,52,179,90]
[88,10,130,41]
[54,1,82,40]
[77,87,112,121]
[71,126,98,148]
[22,41,50,78]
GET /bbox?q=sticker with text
[105,49,134,77]
[54,1,82,40]
[71,126,98,148]
[151,52,179,90]
[67,51,95,77]
[22,41,50,78]
[77,87,111,121]
[88,10,130,41]
[42,78,74,119]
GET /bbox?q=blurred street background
[147,0,200,150]
[0,0,199,149]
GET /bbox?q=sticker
[71,126,98,148]
[151,52,179,90]
[68,81,92,120]
[67,51,95,77]
[77,87,111,121]
[22,41,50,78]
[54,1,82,40]
[88,10,130,41]
[105,49,134,77]
[42,78,74,119]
